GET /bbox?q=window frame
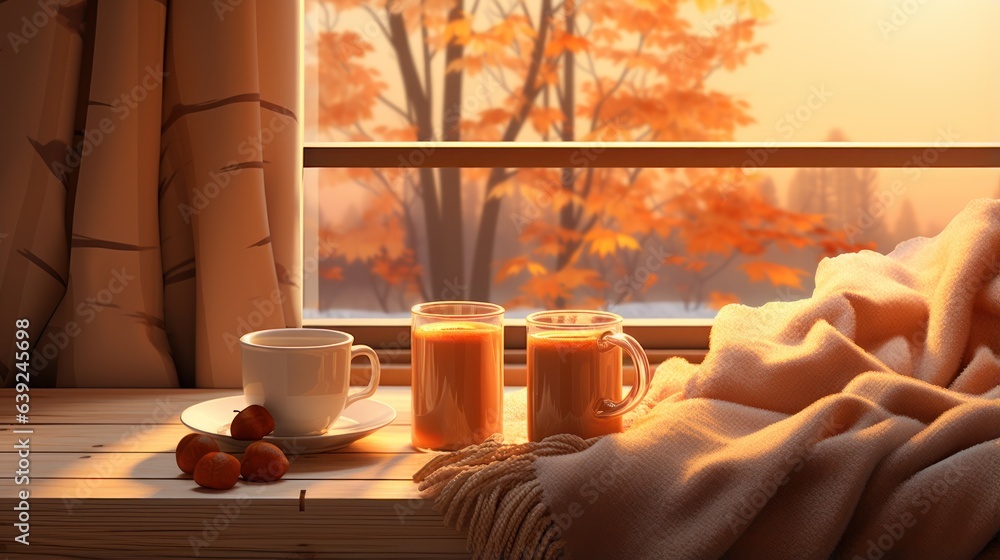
[297,2,1000,367]
[300,141,999,360]
[304,142,1000,169]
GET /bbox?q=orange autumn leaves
[308,0,869,312]
[493,166,867,310]
[315,31,384,130]
[318,192,423,306]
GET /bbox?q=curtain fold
[0,0,302,388]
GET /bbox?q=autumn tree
[308,0,868,312]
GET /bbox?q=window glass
[301,0,999,320]
[303,167,1000,318]
[304,0,1000,143]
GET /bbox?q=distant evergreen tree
[786,130,889,250]
[756,176,779,206]
[893,199,921,243]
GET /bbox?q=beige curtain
[0,0,302,388]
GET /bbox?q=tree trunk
[436,0,466,299]
[469,0,553,301]
[554,1,576,308]
[387,7,458,301]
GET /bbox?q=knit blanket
[415,199,1000,560]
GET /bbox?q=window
[301,0,1000,356]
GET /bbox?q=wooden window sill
[2,357,693,557]
[0,387,473,558]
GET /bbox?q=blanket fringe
[414,434,599,559]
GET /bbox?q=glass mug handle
[345,345,381,408]
[595,332,651,418]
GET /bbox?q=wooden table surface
[0,387,479,559]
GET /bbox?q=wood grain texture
[0,477,426,500]
[13,385,527,425]
[0,451,431,480]
[0,423,418,453]
[0,484,468,559]
[0,388,471,558]
[16,386,415,424]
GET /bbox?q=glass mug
[411,302,504,451]
[526,310,651,442]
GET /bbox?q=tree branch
[574,167,595,223]
[497,0,555,142]
[361,5,391,39]
[589,35,644,132]
[421,0,433,103]
[377,94,413,122]
[483,65,514,95]
[518,0,535,29]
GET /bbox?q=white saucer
[180,395,396,454]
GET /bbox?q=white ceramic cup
[239,328,381,436]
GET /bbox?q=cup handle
[595,332,651,418]
[345,345,381,408]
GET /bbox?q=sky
[305,0,1000,235]
[708,0,1000,230]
